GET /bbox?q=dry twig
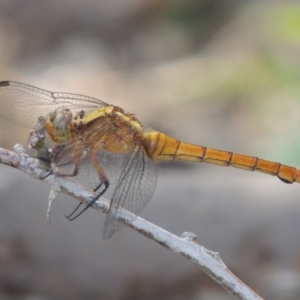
[0,146,263,300]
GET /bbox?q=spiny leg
[64,202,83,219]
[60,144,87,219]
[40,169,52,180]
[67,181,109,221]
[64,183,104,219]
[52,142,84,178]
[93,182,103,192]
[66,149,109,221]
[36,154,54,180]
[39,152,73,180]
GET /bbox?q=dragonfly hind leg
[65,149,110,221]
[64,181,106,219]
[66,181,109,221]
[64,202,83,219]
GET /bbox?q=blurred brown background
[1,0,300,299]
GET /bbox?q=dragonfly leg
[54,143,83,177]
[64,202,83,219]
[66,149,109,221]
[65,182,105,220]
[66,181,109,221]
[93,182,103,192]
[58,161,80,177]
[36,155,52,164]
[39,152,78,180]
[40,170,52,180]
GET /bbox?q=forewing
[103,147,157,240]
[0,81,109,128]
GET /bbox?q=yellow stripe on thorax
[79,106,114,126]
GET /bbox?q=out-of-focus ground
[1,1,300,299]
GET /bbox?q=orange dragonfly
[0,81,300,239]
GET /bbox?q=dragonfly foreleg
[64,202,83,219]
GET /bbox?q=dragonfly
[0,81,300,239]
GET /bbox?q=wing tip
[103,224,114,240]
[103,232,113,240]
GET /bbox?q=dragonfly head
[45,107,73,143]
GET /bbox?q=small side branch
[0,147,263,300]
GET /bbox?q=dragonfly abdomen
[143,131,300,184]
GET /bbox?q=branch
[0,146,263,300]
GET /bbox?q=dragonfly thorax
[45,107,73,143]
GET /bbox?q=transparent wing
[0,81,109,128]
[103,147,158,240]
